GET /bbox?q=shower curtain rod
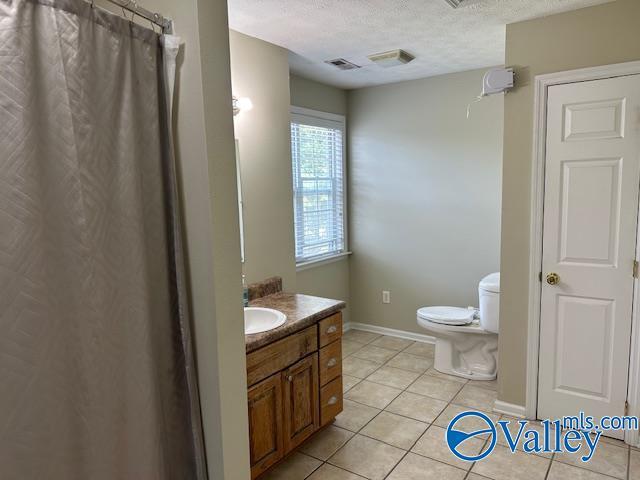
[100,0,172,32]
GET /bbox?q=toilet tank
[478,272,500,333]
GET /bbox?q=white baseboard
[344,322,435,344]
[493,400,526,418]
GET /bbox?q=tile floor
[263,328,639,480]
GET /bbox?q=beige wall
[348,69,504,334]
[230,31,297,290]
[298,260,351,321]
[229,53,352,315]
[289,74,351,321]
[499,0,640,407]
[96,1,251,477]
[290,74,348,115]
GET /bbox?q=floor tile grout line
[346,361,433,380]
[380,419,471,480]
[552,449,628,479]
[324,459,379,480]
[350,352,400,364]
[543,451,554,480]
[345,371,469,407]
[333,337,462,479]
[347,350,488,390]
[339,332,512,479]
[309,333,416,479]
[406,422,481,471]
[549,454,625,480]
[345,350,499,406]
[300,459,323,480]
[343,344,438,376]
[344,377,411,395]
[343,380,496,425]
[396,378,484,478]
[301,332,634,480]
[465,430,490,478]
[402,344,498,476]
[384,340,485,479]
[345,332,435,358]
[352,332,631,480]
[322,457,372,479]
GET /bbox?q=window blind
[291,111,346,264]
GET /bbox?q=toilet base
[432,332,498,381]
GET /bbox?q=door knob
[546,273,560,285]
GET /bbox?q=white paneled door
[538,75,640,439]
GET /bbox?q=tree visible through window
[291,110,346,264]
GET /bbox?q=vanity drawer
[247,326,318,387]
[318,312,342,348]
[320,376,343,426]
[319,340,342,386]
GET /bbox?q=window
[290,107,347,265]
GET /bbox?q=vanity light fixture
[233,96,253,116]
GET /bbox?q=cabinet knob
[326,325,338,334]
[287,375,293,382]
[327,358,337,368]
[327,396,338,406]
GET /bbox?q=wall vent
[444,0,466,7]
[325,58,361,71]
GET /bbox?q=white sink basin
[244,307,287,335]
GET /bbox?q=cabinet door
[248,373,284,479]
[282,353,320,452]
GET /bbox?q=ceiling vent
[368,49,415,68]
[325,58,361,71]
[444,0,466,7]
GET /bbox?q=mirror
[236,140,245,263]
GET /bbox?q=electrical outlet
[382,291,391,304]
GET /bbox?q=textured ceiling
[228,0,613,89]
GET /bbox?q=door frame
[525,60,640,446]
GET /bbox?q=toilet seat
[418,316,492,334]
[417,306,475,326]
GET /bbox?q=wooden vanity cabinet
[247,374,284,478]
[282,354,319,451]
[247,311,343,479]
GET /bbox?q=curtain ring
[130,1,139,22]
[121,7,133,22]
[152,13,161,33]
[121,0,134,22]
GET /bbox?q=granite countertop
[245,292,346,353]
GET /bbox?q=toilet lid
[417,306,475,326]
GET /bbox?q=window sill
[296,252,352,272]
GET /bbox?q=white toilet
[416,273,500,381]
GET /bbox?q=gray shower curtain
[0,1,207,478]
